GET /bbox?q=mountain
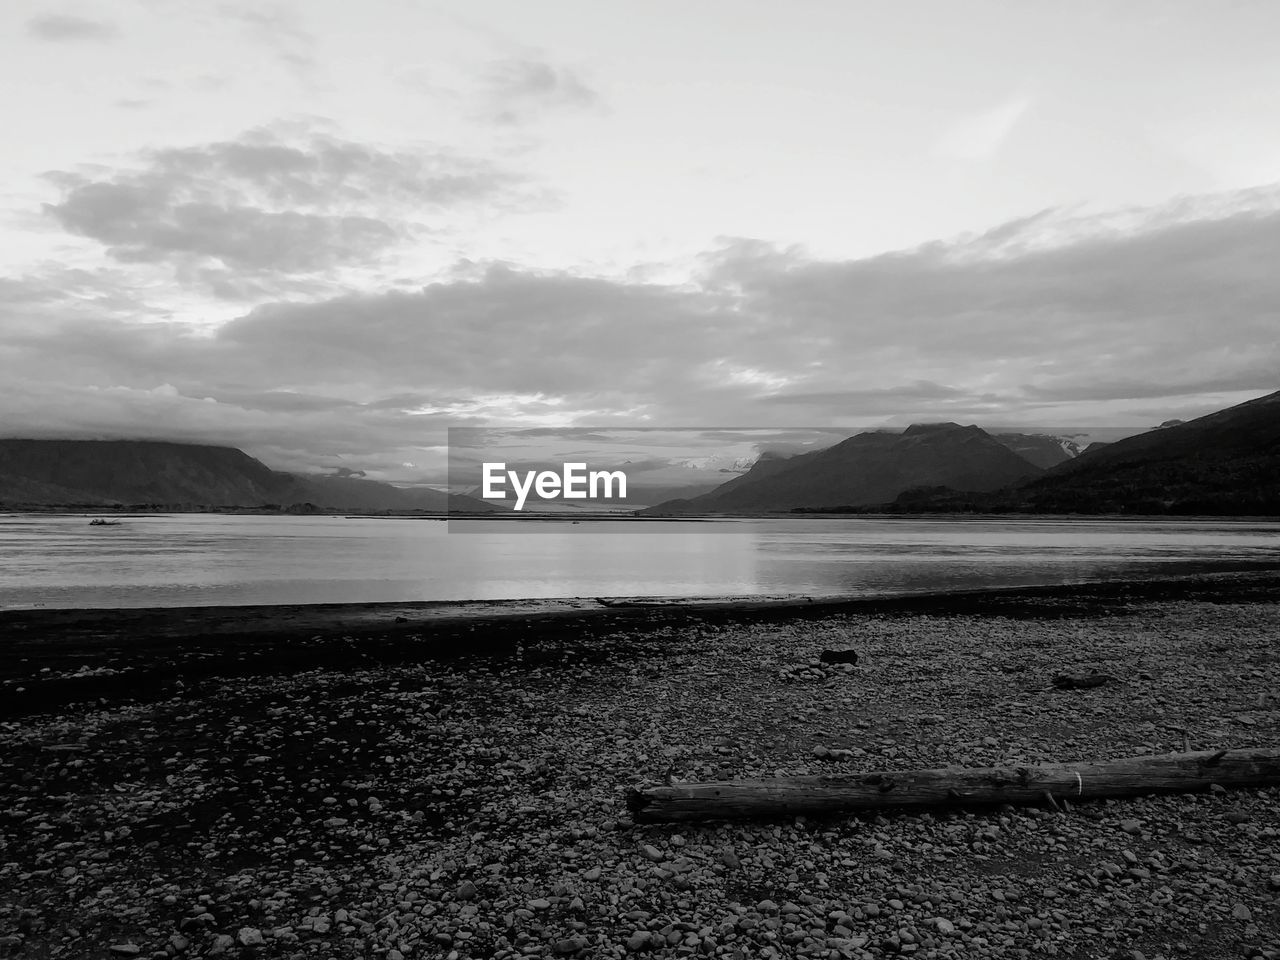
[1013,390,1280,514]
[990,432,1082,469]
[644,423,1043,514]
[649,450,796,507]
[293,474,477,512]
[0,439,495,513]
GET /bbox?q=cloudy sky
[2,0,1278,483]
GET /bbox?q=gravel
[1,593,1278,959]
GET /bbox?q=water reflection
[1,514,1278,609]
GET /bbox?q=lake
[1,513,1279,609]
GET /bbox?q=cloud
[212,262,742,403]
[702,199,1280,418]
[26,13,116,42]
[760,381,971,408]
[937,94,1032,161]
[480,59,601,124]
[5,185,1280,477]
[42,126,532,295]
[219,2,316,75]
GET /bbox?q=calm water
[1,513,1279,609]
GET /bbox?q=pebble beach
[2,574,1279,960]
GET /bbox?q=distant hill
[643,423,1043,514]
[0,439,495,513]
[1013,390,1280,514]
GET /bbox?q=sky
[1,0,1278,483]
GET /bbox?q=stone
[626,930,651,951]
[1232,904,1253,921]
[456,880,478,901]
[237,927,265,947]
[527,898,551,910]
[108,947,141,957]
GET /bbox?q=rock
[756,899,779,913]
[528,898,551,910]
[553,936,587,954]
[108,946,142,957]
[641,843,665,862]
[718,848,742,869]
[933,918,956,935]
[456,880,478,901]
[1225,810,1251,825]
[1119,819,1143,835]
[237,927,265,947]
[626,930,652,952]
[1232,903,1253,921]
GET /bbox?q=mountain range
[1010,389,1280,514]
[645,423,1046,513]
[4,390,1275,516]
[0,439,495,513]
[645,390,1280,516]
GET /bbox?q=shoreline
[5,567,1280,719]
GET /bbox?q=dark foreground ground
[1,573,1279,959]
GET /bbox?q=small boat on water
[88,518,121,526]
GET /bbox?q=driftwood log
[1052,672,1114,690]
[819,649,859,665]
[625,748,1280,822]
